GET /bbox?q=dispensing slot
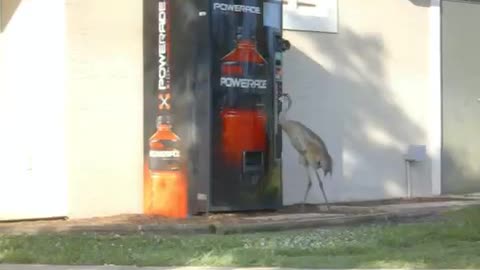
[242,151,265,185]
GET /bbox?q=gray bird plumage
[278,93,333,211]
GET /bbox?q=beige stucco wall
[0,0,67,220]
[65,0,143,218]
[0,0,143,220]
[282,0,435,205]
[1,0,438,220]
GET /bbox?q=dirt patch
[331,196,474,207]
[0,197,471,234]
[0,206,336,229]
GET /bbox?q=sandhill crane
[278,93,333,211]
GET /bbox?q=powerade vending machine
[143,0,290,218]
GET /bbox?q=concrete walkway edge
[0,265,436,270]
[1,199,479,236]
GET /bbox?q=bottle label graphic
[148,116,181,172]
[219,31,268,93]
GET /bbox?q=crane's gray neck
[279,108,288,126]
[279,96,291,126]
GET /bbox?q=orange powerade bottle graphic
[147,115,187,218]
[219,31,268,167]
[221,109,267,166]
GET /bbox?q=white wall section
[0,0,67,220]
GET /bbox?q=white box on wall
[283,0,338,33]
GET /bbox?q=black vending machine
[143,0,290,217]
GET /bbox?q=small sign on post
[404,145,427,198]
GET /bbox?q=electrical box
[404,145,427,162]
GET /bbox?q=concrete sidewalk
[0,265,411,270]
[0,265,290,270]
[1,265,284,270]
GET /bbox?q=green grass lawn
[1,206,480,269]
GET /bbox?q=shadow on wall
[442,149,480,195]
[282,27,431,205]
[0,0,22,32]
[409,0,431,8]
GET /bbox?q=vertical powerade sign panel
[210,0,281,211]
[144,0,188,218]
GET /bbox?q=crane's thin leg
[314,169,330,211]
[302,165,313,212]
